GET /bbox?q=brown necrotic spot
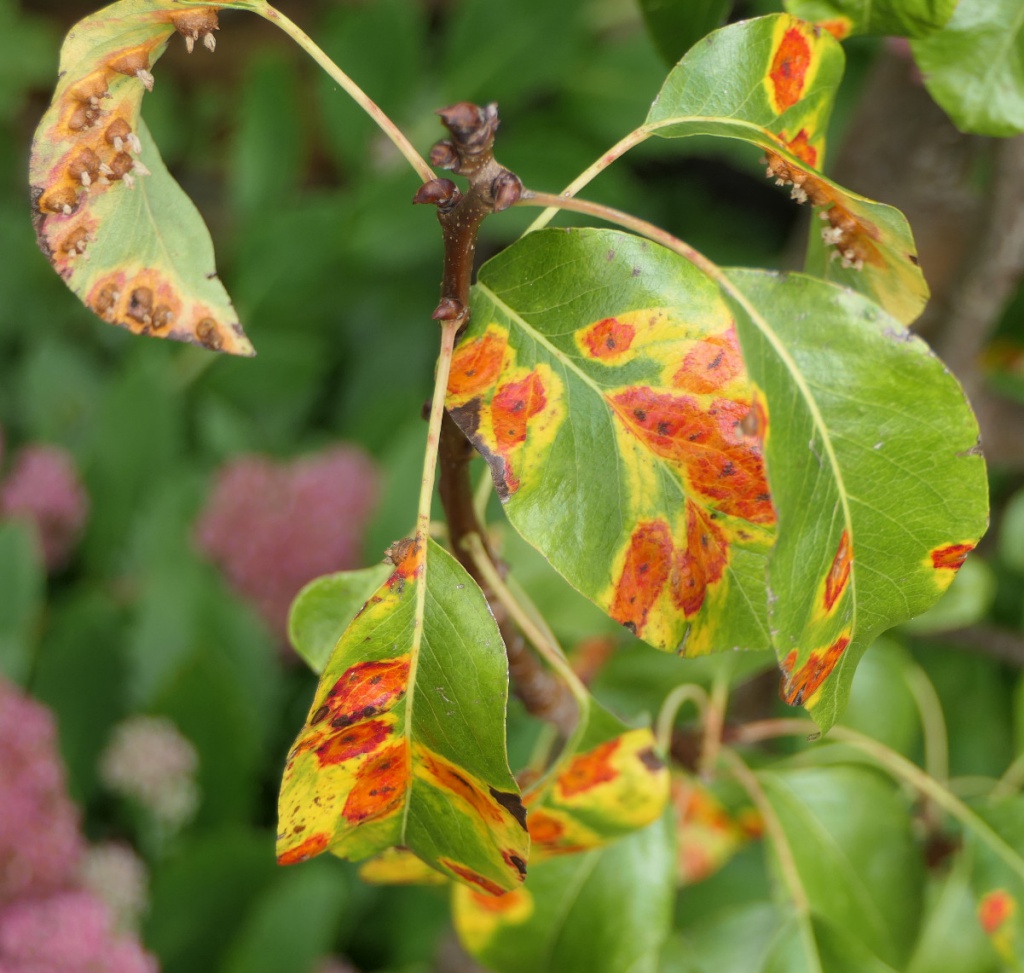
[60,226,90,258]
[93,283,120,318]
[637,747,666,772]
[195,318,223,351]
[38,186,80,216]
[310,704,330,726]
[441,861,507,897]
[503,851,527,878]
[127,287,153,325]
[489,787,528,831]
[151,305,174,331]
[105,117,132,148]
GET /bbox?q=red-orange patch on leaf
[609,388,775,523]
[469,887,529,913]
[580,317,637,362]
[491,372,548,453]
[419,751,504,826]
[672,328,743,394]
[527,809,566,846]
[931,543,974,571]
[610,520,673,635]
[323,658,410,728]
[342,741,409,823]
[781,635,851,706]
[769,28,812,112]
[314,719,391,766]
[277,831,329,866]
[979,889,1017,935]
[818,18,851,40]
[781,128,818,168]
[442,860,509,896]
[823,530,852,613]
[672,501,728,617]
[557,739,621,798]
[448,331,506,398]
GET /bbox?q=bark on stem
[417,103,577,735]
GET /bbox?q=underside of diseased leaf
[29,1,255,355]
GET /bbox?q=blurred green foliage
[4,0,1024,971]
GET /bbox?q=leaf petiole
[252,2,434,183]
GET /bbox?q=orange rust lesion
[763,150,884,271]
[672,501,729,618]
[418,749,506,826]
[610,519,673,636]
[557,739,621,798]
[780,633,851,707]
[341,740,410,823]
[579,317,637,363]
[277,830,330,866]
[672,327,744,395]
[448,328,507,399]
[441,861,510,896]
[823,529,852,613]
[930,542,975,571]
[86,269,184,338]
[768,26,813,112]
[320,657,411,730]
[818,18,852,41]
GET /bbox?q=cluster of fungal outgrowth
[763,149,875,272]
[35,8,220,225]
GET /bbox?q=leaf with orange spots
[452,812,674,973]
[523,703,669,859]
[277,537,529,894]
[643,14,928,324]
[783,0,956,38]
[447,228,777,658]
[29,0,265,355]
[725,266,987,730]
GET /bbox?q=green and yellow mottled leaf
[643,13,928,324]
[726,267,987,731]
[29,0,262,355]
[453,813,675,973]
[277,536,529,896]
[523,703,669,858]
[447,228,776,657]
[358,847,449,886]
[783,0,957,39]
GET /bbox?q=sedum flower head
[193,445,379,641]
[0,443,89,572]
[99,715,199,829]
[0,677,84,905]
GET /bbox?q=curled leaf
[30,1,258,355]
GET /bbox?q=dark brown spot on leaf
[127,287,153,324]
[637,747,665,772]
[489,787,528,831]
[195,318,223,351]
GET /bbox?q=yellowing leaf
[277,537,529,895]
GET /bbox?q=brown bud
[429,140,459,170]
[491,170,522,213]
[413,178,460,210]
[195,317,223,351]
[432,297,464,321]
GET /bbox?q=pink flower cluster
[0,678,156,973]
[0,428,89,572]
[194,445,380,641]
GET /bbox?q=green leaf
[446,227,776,658]
[277,537,529,895]
[782,0,957,38]
[0,520,44,684]
[999,487,1024,573]
[906,857,1002,973]
[760,764,925,968]
[220,859,350,973]
[644,14,928,324]
[288,565,392,674]
[726,267,988,731]
[962,796,1024,968]
[911,0,1024,137]
[453,813,674,973]
[763,913,902,973]
[638,0,732,66]
[29,0,258,355]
